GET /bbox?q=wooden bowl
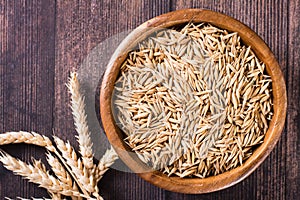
[100,9,287,193]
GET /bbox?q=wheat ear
[53,136,96,196]
[46,153,82,200]
[46,152,75,190]
[95,147,118,182]
[0,151,85,198]
[0,131,55,152]
[91,147,118,200]
[67,72,94,171]
[0,131,88,198]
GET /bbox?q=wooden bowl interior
[100,9,287,194]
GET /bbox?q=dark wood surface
[0,0,299,199]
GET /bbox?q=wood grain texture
[0,0,298,199]
[0,0,55,198]
[287,1,300,200]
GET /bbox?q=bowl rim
[100,9,287,194]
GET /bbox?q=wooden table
[0,1,299,199]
